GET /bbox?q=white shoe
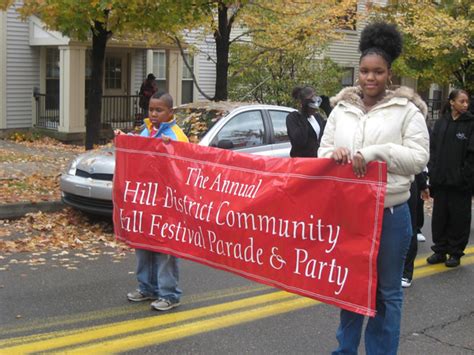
[127,290,156,302]
[401,278,412,288]
[151,298,181,311]
[417,233,426,242]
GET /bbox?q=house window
[181,53,194,104]
[341,67,354,87]
[105,56,122,89]
[46,48,59,109]
[153,51,167,91]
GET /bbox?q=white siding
[0,11,7,129]
[6,3,40,128]
[198,25,249,100]
[132,50,146,95]
[325,2,367,83]
[182,30,216,100]
[196,35,216,100]
[326,31,361,68]
[325,1,389,83]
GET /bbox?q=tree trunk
[462,62,473,95]
[214,2,231,101]
[85,22,109,150]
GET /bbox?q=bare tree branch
[172,35,214,101]
[230,48,274,78]
[229,29,264,45]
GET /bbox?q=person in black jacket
[286,86,326,157]
[402,172,430,287]
[139,73,158,115]
[427,89,474,267]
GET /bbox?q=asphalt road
[1,215,473,354]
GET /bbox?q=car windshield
[174,107,228,143]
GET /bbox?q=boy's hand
[114,129,125,136]
[161,135,171,144]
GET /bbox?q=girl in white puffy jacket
[319,22,429,355]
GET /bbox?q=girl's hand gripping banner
[113,135,386,316]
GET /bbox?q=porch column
[58,45,86,133]
[146,49,153,75]
[168,49,180,105]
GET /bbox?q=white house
[0,2,216,142]
[324,0,445,122]
[324,0,421,90]
[0,0,439,142]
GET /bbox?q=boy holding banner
[117,91,188,311]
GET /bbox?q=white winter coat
[318,86,430,208]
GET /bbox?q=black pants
[431,187,472,257]
[403,182,418,280]
[416,197,424,233]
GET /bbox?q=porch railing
[101,95,145,130]
[33,93,146,131]
[33,92,60,130]
[33,94,444,133]
[425,99,443,130]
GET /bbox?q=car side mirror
[217,139,234,149]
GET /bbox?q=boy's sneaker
[416,233,426,242]
[151,298,181,311]
[127,290,155,302]
[401,278,412,288]
[426,252,446,265]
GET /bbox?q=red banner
[113,135,386,316]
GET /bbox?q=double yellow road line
[1,247,473,353]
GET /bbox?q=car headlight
[66,158,79,176]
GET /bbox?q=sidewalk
[0,138,83,219]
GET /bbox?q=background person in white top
[286,86,326,158]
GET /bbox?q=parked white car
[60,102,296,216]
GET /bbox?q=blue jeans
[135,249,182,302]
[332,203,412,355]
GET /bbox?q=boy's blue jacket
[139,118,189,143]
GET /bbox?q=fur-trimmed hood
[330,86,428,118]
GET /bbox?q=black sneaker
[445,255,461,268]
[426,253,447,264]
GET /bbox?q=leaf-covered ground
[0,137,83,204]
[0,137,132,268]
[0,174,61,203]
[0,208,132,271]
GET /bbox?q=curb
[0,201,66,220]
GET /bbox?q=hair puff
[291,86,315,101]
[359,22,403,64]
[291,86,304,100]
